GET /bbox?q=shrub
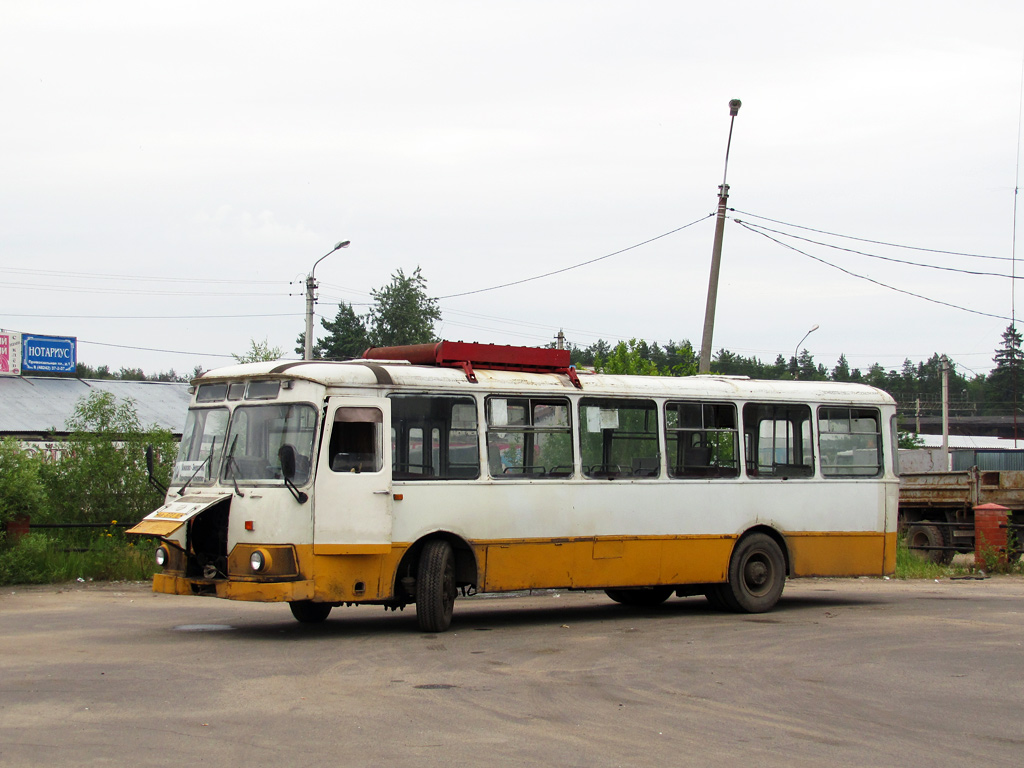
[0,437,47,526]
[0,531,157,585]
[40,391,175,525]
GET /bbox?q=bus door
[313,399,393,548]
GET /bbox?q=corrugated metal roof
[916,434,1020,450]
[0,377,191,436]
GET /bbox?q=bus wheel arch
[720,527,789,613]
[395,532,478,630]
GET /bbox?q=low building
[0,376,190,453]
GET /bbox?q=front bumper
[152,573,315,602]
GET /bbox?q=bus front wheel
[416,540,456,632]
[289,600,332,623]
[723,533,786,613]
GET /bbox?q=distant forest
[567,324,1024,420]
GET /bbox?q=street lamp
[699,99,742,374]
[793,324,819,379]
[304,240,350,360]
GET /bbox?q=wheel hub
[745,558,769,588]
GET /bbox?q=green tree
[72,362,112,379]
[832,354,852,382]
[985,324,1023,416]
[366,267,441,347]
[233,338,284,363]
[595,340,665,376]
[0,438,47,525]
[40,392,175,524]
[117,366,147,381]
[297,301,371,360]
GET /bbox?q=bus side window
[743,403,814,479]
[389,395,480,480]
[579,397,659,479]
[818,407,882,477]
[329,407,383,473]
[665,401,739,479]
[486,397,573,479]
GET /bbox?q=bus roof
[198,358,896,407]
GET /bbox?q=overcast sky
[3,1,1023,380]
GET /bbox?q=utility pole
[699,99,742,373]
[304,240,350,360]
[941,354,950,470]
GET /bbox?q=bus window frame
[578,397,661,479]
[485,395,573,479]
[665,400,740,479]
[817,406,883,478]
[743,402,815,479]
[389,393,481,481]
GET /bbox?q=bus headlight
[155,546,168,567]
[250,549,273,572]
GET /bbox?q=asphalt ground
[2,576,1023,768]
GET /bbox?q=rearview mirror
[278,444,297,480]
[277,444,308,504]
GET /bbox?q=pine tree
[986,324,1024,415]
[366,266,441,347]
[318,301,370,360]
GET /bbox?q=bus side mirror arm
[145,445,169,496]
[284,477,309,504]
[278,445,309,504]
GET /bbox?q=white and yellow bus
[129,341,898,631]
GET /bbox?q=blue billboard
[22,334,77,373]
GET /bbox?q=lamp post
[304,240,350,360]
[793,324,819,379]
[699,99,742,374]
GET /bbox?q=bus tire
[704,586,731,611]
[605,586,673,607]
[289,601,332,623]
[416,540,456,632]
[724,533,786,613]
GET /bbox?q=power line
[437,214,714,299]
[736,219,1021,279]
[0,281,289,297]
[735,220,1013,322]
[0,266,283,284]
[1,312,301,320]
[78,339,236,358]
[731,209,1011,262]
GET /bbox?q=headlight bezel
[250,549,273,573]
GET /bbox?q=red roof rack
[361,341,582,388]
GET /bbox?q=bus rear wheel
[605,586,673,607]
[723,533,786,613]
[289,600,332,623]
[416,540,457,632]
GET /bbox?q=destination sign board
[21,334,77,373]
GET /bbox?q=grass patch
[0,531,157,585]
[895,538,960,579]
[895,536,1024,578]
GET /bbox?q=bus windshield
[173,408,228,485]
[220,403,318,485]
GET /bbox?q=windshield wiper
[177,437,216,496]
[224,434,246,497]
